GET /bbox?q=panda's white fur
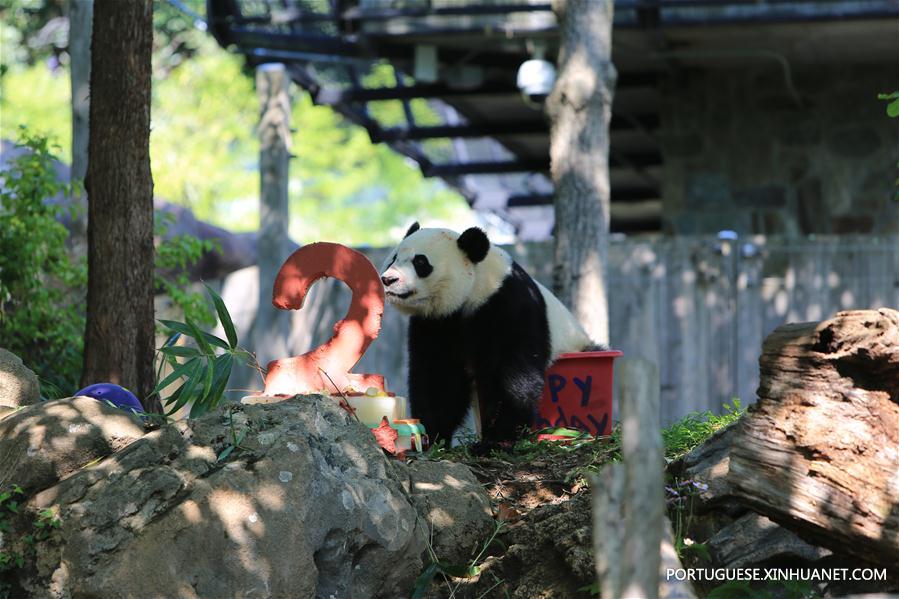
[382,223,596,444]
[381,227,590,360]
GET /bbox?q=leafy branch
[152,285,256,419]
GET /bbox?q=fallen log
[664,310,899,596]
[726,309,899,567]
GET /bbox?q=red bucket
[533,350,622,437]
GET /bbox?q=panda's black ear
[404,222,421,239]
[457,227,490,264]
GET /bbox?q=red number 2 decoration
[262,242,388,396]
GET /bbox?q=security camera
[517,58,556,105]
[516,42,556,107]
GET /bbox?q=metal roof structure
[204,0,898,239]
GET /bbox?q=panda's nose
[381,274,398,287]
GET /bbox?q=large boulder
[0,347,40,410]
[8,395,492,598]
[0,396,146,494]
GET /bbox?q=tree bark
[81,0,158,413]
[593,359,692,598]
[671,309,899,572]
[547,0,616,345]
[69,0,92,191]
[728,309,899,567]
[252,63,292,370]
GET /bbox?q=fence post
[593,358,693,598]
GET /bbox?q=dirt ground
[425,440,612,598]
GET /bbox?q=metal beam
[508,186,660,207]
[423,151,661,176]
[316,72,658,105]
[375,114,659,141]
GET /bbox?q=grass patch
[427,399,745,486]
[662,398,743,461]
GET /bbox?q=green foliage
[0,128,86,394]
[217,405,250,462]
[662,398,743,461]
[154,213,216,328]
[0,483,61,598]
[153,285,254,418]
[878,91,899,118]
[0,128,228,395]
[0,18,471,247]
[707,579,817,599]
[413,520,506,599]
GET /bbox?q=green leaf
[411,562,440,599]
[205,284,238,349]
[163,382,191,416]
[208,354,234,407]
[438,563,480,578]
[217,444,236,462]
[888,98,899,118]
[179,360,206,408]
[158,319,228,350]
[186,317,214,357]
[159,345,201,359]
[153,357,199,396]
[189,396,210,419]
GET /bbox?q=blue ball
[75,383,145,414]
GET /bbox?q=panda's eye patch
[412,254,433,278]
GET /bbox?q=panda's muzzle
[386,289,414,300]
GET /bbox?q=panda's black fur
[382,223,596,445]
[407,261,553,444]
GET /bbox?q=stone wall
[660,65,897,235]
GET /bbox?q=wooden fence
[219,234,899,425]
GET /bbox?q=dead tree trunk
[728,309,899,566]
[593,358,694,599]
[546,0,616,345]
[81,0,158,413]
[252,63,292,371]
[68,0,92,241]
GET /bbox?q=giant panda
[380,222,599,445]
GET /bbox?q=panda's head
[380,222,509,317]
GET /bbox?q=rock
[403,460,493,565]
[0,396,145,495]
[0,347,40,409]
[10,395,491,599]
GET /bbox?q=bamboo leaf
[159,345,201,359]
[205,284,238,349]
[158,319,229,350]
[164,382,191,416]
[153,357,199,395]
[186,317,214,357]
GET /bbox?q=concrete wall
[660,65,897,236]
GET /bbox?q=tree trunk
[546,0,616,345]
[81,0,158,413]
[69,0,92,190]
[251,63,292,371]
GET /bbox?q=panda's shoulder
[485,260,546,308]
